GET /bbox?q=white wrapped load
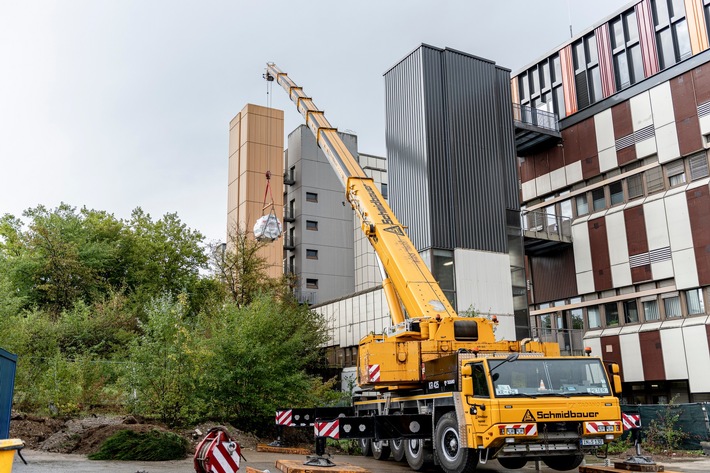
[253,213,282,241]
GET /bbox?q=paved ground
[9,448,710,472]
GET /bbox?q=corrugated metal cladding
[384,44,519,254]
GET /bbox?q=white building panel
[682,325,710,393]
[652,260,674,280]
[630,90,654,130]
[655,122,680,164]
[619,333,644,382]
[611,263,632,287]
[454,249,515,339]
[550,167,567,191]
[583,337,603,358]
[572,223,593,272]
[606,211,629,265]
[565,161,583,185]
[672,248,699,289]
[660,328,689,380]
[535,174,552,196]
[522,180,537,201]
[636,137,657,159]
[643,199,670,250]
[577,271,595,294]
[594,108,616,152]
[665,192,694,251]
[599,147,618,173]
[650,82,675,128]
[699,113,710,137]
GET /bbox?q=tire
[358,438,372,457]
[542,454,585,471]
[371,440,391,461]
[391,438,405,462]
[404,438,428,471]
[497,456,528,470]
[434,412,478,473]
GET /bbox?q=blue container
[0,348,17,439]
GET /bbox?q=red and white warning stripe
[314,419,340,439]
[622,413,641,430]
[498,423,538,436]
[585,421,620,434]
[368,364,380,382]
[208,442,241,473]
[276,410,293,426]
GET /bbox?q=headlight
[506,428,516,435]
[516,428,525,435]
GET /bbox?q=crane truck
[265,63,623,473]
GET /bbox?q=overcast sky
[0,0,631,244]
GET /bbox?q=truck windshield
[489,358,610,397]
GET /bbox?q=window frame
[306,192,319,203]
[306,278,319,289]
[306,249,318,260]
[306,220,318,231]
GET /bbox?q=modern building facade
[513,0,710,402]
[227,104,284,278]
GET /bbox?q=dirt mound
[9,413,64,449]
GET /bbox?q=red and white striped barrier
[194,427,244,473]
[622,413,641,430]
[368,364,380,382]
[314,419,340,439]
[276,410,293,426]
[585,421,621,434]
[498,423,538,436]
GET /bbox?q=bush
[88,429,188,461]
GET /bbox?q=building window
[666,160,686,187]
[688,152,710,180]
[605,302,620,326]
[587,306,602,329]
[573,33,602,108]
[643,298,660,321]
[306,192,318,203]
[652,0,692,70]
[306,249,318,259]
[381,183,388,199]
[306,278,318,289]
[685,289,705,314]
[646,167,665,194]
[663,293,682,317]
[519,54,565,118]
[576,194,589,216]
[592,188,606,211]
[624,300,640,324]
[306,220,318,231]
[610,181,624,206]
[627,174,644,200]
[611,10,645,90]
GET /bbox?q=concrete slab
[275,459,369,473]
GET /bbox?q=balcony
[295,290,316,305]
[522,210,572,256]
[283,234,295,251]
[530,326,585,357]
[283,168,295,186]
[283,207,295,223]
[513,103,561,156]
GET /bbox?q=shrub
[88,429,187,461]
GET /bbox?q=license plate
[581,438,604,446]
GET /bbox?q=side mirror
[613,375,622,394]
[461,364,474,398]
[608,363,622,394]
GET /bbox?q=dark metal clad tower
[384,44,520,254]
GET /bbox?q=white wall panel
[577,271,595,294]
[550,168,567,191]
[636,138,657,159]
[454,249,515,339]
[619,333,644,382]
[650,82,675,128]
[682,325,710,393]
[606,211,629,265]
[699,113,710,137]
[565,161,583,185]
[612,263,632,287]
[594,108,616,151]
[536,174,552,196]
[630,91,654,130]
[643,200,670,250]
[672,248,699,289]
[584,337,603,358]
[655,122,680,164]
[652,260,675,280]
[572,223,593,272]
[660,328,689,380]
[665,193,694,251]
[522,180,537,201]
[599,147,618,172]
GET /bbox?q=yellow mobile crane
[266,63,623,473]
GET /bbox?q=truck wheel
[391,438,405,462]
[497,457,528,469]
[358,438,372,456]
[542,454,584,471]
[372,440,391,460]
[434,412,478,473]
[404,438,429,471]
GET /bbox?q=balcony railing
[521,210,572,241]
[295,290,316,305]
[529,326,585,356]
[283,260,295,274]
[284,207,295,222]
[283,235,295,251]
[512,103,559,132]
[284,168,295,186]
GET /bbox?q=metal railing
[529,326,585,356]
[283,168,295,185]
[283,234,295,250]
[283,260,295,274]
[283,207,295,222]
[521,210,572,240]
[512,103,559,132]
[295,290,316,305]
